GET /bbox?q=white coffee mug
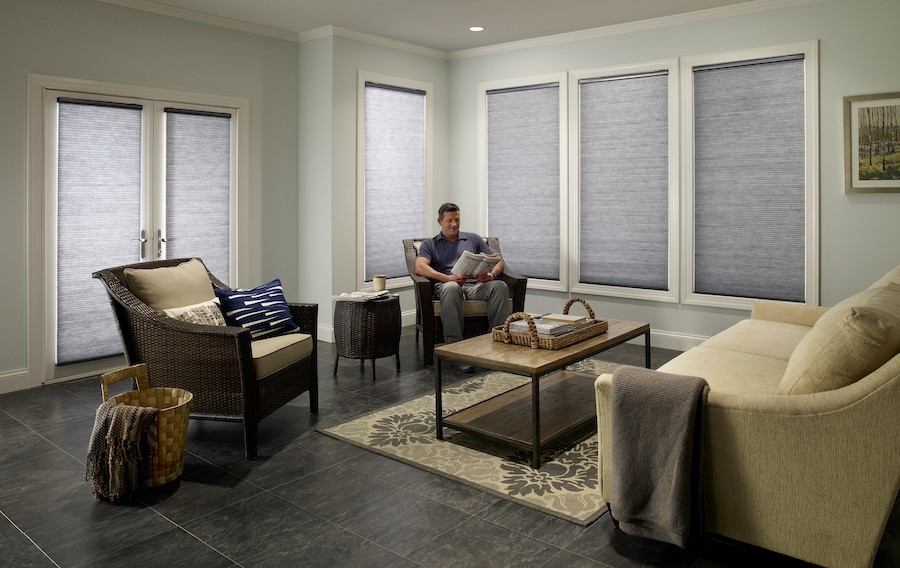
[372,274,386,292]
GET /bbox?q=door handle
[132,230,147,259]
[157,229,175,258]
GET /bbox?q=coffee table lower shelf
[441,370,597,452]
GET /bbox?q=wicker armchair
[403,237,527,366]
[93,258,317,459]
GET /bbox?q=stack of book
[507,313,593,336]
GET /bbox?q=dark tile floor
[0,327,896,567]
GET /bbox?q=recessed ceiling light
[469,26,484,32]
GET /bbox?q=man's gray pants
[434,280,511,344]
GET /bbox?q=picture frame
[843,91,900,193]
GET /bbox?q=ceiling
[127,0,764,53]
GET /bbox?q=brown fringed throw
[85,400,158,503]
[609,365,709,549]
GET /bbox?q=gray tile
[184,492,326,563]
[78,527,238,568]
[219,442,339,490]
[240,519,406,568]
[407,516,561,567]
[477,498,589,548]
[342,446,432,487]
[139,465,264,525]
[338,487,471,556]
[564,513,701,568]
[0,385,99,428]
[403,474,501,515]
[272,463,402,523]
[0,516,56,568]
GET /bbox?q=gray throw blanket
[609,365,709,548]
[85,400,158,503]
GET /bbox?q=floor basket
[100,364,193,487]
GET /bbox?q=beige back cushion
[868,264,900,289]
[778,283,900,394]
[124,258,216,312]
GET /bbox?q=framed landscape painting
[843,91,900,193]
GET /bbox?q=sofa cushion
[251,333,312,378]
[124,258,215,311]
[163,299,226,326]
[215,278,299,339]
[778,283,900,394]
[701,319,812,362]
[868,264,900,289]
[659,346,786,395]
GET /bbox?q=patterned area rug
[320,359,619,525]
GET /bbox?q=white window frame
[478,73,569,292]
[569,60,680,303]
[356,71,433,291]
[26,74,249,386]
[680,41,819,310]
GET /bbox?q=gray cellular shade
[165,109,232,283]
[693,56,806,301]
[364,83,426,280]
[487,83,560,281]
[56,100,141,364]
[578,72,669,290]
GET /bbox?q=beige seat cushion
[432,298,514,318]
[701,319,812,362]
[778,283,900,394]
[659,346,786,395]
[251,332,312,378]
[124,259,215,312]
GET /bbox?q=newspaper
[450,250,501,277]
[332,290,393,302]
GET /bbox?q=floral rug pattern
[321,359,619,525]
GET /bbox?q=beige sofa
[595,265,900,568]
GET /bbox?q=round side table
[333,294,401,381]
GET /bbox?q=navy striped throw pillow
[214,279,299,339]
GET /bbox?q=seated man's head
[438,202,461,239]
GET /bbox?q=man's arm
[415,256,466,284]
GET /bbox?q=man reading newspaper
[415,203,511,372]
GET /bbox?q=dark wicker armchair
[93,258,317,459]
[402,237,527,366]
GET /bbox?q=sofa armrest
[596,358,900,567]
[750,299,830,327]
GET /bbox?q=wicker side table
[333,294,401,381]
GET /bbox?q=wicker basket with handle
[491,297,609,350]
[100,363,193,487]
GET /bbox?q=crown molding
[99,0,820,61]
[449,0,821,59]
[299,26,448,60]
[97,0,299,42]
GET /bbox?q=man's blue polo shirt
[417,231,494,277]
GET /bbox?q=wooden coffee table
[434,319,650,467]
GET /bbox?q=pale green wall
[1,0,299,388]
[447,0,900,341]
[298,35,449,330]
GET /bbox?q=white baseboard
[0,368,33,395]
[321,315,707,353]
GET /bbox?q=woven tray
[492,297,609,350]
[101,364,193,487]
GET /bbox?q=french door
[46,90,236,375]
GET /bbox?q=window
[480,75,567,290]
[359,75,432,286]
[572,62,679,302]
[682,43,818,308]
[30,74,248,379]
